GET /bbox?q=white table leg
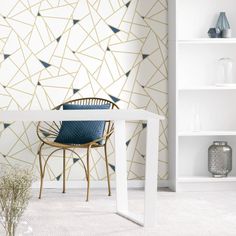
[114,118,160,227]
[114,120,128,214]
[144,118,159,228]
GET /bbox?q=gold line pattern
[0,0,168,181]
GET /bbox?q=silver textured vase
[208,141,232,177]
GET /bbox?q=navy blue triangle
[109,94,120,103]
[73,158,80,164]
[73,89,79,94]
[142,123,147,129]
[56,174,61,181]
[42,131,50,137]
[109,25,120,33]
[109,164,115,172]
[73,19,79,25]
[126,139,131,146]
[56,36,61,42]
[4,54,10,60]
[39,60,51,68]
[4,123,10,129]
[142,54,149,60]
[126,1,131,7]
[126,70,131,77]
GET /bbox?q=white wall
[0,0,168,181]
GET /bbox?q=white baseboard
[158,180,169,188]
[32,180,169,189]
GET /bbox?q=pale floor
[19,189,236,236]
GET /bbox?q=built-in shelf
[178,38,236,44]
[178,86,236,91]
[177,177,236,191]
[169,0,236,192]
[178,131,236,137]
[178,177,236,183]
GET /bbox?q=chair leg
[104,142,111,196]
[38,143,44,199]
[86,146,91,202]
[62,149,66,194]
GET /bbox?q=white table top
[0,109,165,122]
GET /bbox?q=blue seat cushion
[55,103,110,145]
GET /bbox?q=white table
[0,109,164,228]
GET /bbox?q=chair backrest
[55,97,118,110]
[37,98,119,145]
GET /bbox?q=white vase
[218,57,234,84]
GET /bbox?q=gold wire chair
[37,98,119,201]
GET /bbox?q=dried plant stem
[0,167,34,236]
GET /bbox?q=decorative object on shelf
[216,12,231,38]
[208,28,221,38]
[0,167,34,236]
[222,29,232,38]
[190,104,201,131]
[217,57,234,85]
[208,141,232,177]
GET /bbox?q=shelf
[178,86,236,91]
[178,131,236,137]
[177,177,236,191]
[169,0,236,192]
[177,38,236,44]
[178,177,236,183]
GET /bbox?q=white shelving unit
[178,38,236,44]
[178,131,236,137]
[179,86,236,91]
[168,0,236,191]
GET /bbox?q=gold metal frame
[37,98,119,201]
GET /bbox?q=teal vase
[216,12,230,33]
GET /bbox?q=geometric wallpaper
[0,0,168,181]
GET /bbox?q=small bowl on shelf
[208,28,221,38]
